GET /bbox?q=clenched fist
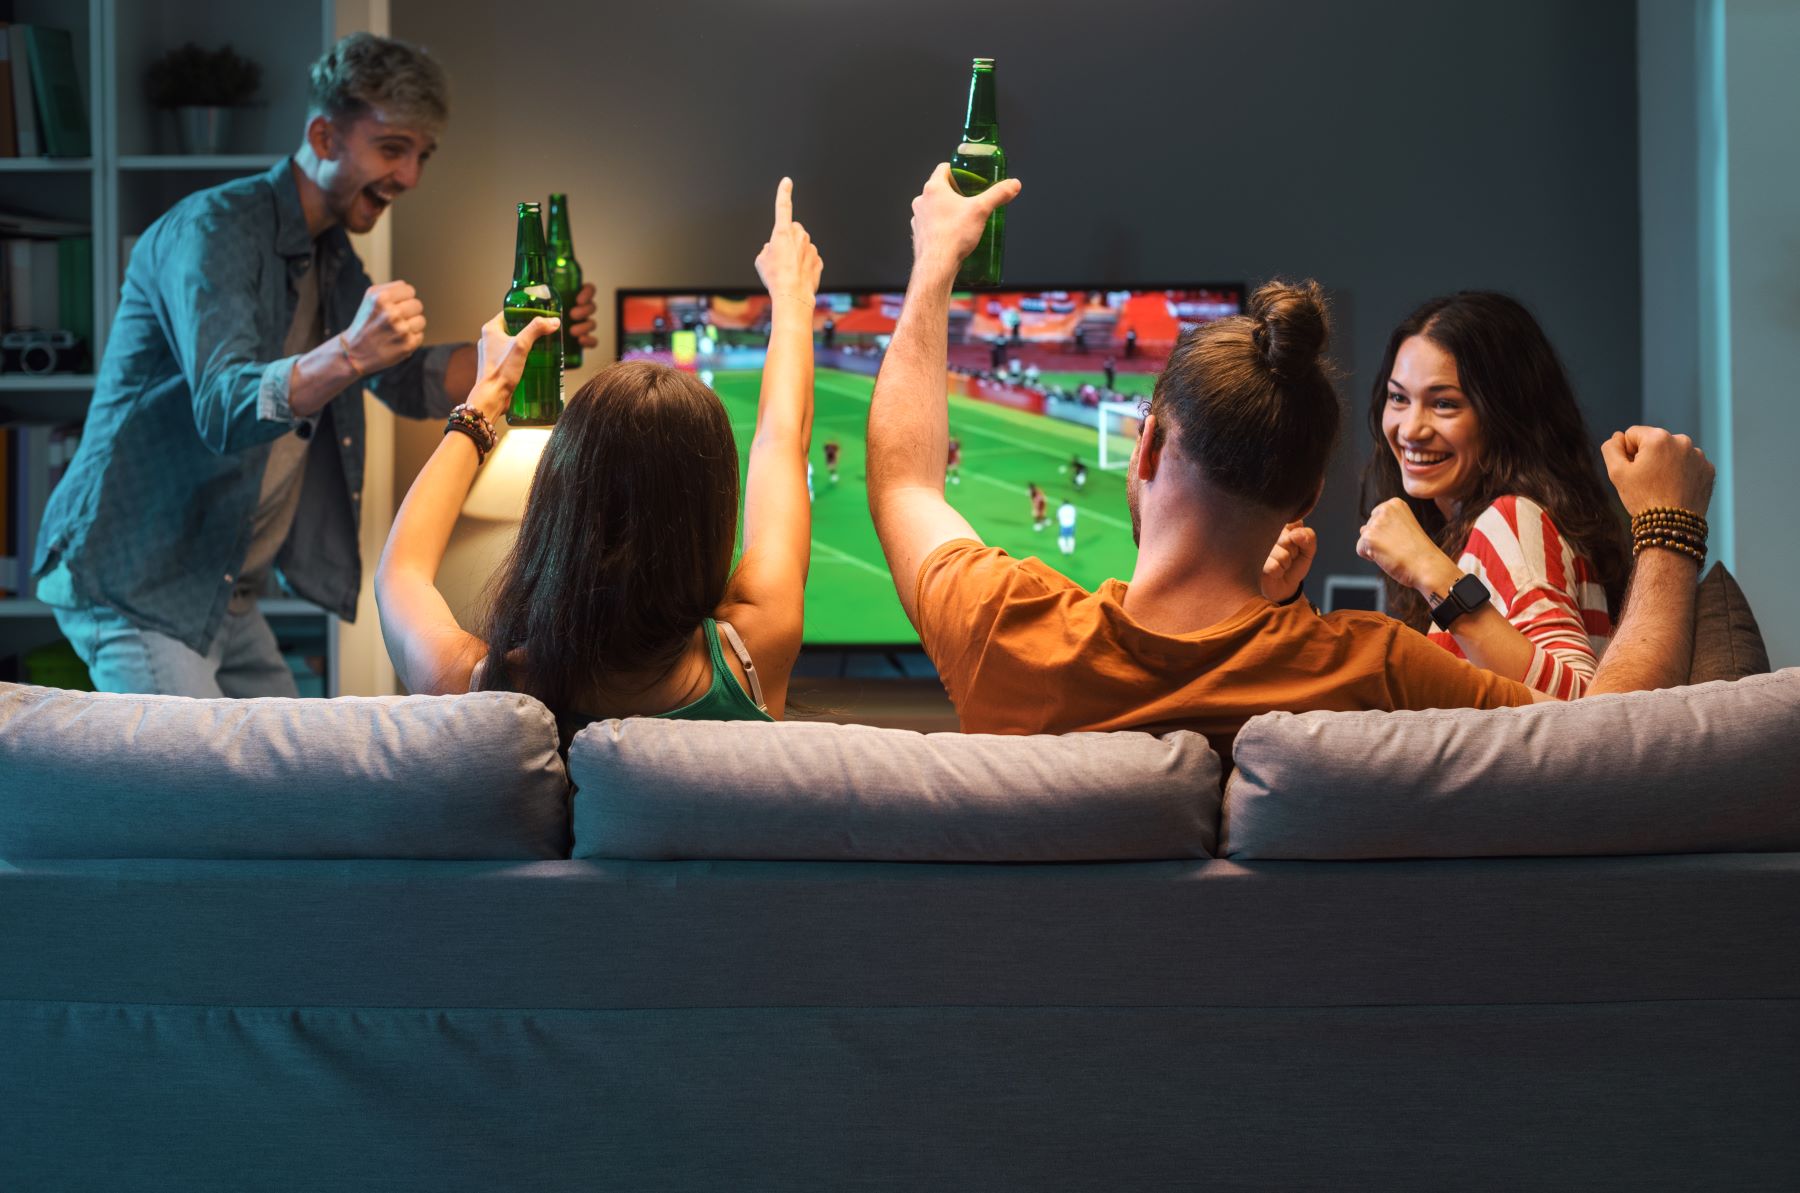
[1357,497,1458,595]
[1602,426,1714,518]
[343,281,427,375]
[1260,520,1317,604]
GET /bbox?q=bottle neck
[962,67,997,141]
[513,206,549,285]
[547,197,574,253]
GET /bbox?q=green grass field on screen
[712,367,1144,645]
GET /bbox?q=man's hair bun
[1247,279,1330,378]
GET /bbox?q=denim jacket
[35,159,462,653]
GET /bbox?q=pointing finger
[774,176,793,229]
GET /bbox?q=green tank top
[652,619,772,723]
[551,619,771,746]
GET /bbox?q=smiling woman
[1358,292,1631,699]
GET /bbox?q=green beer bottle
[951,56,1006,288]
[502,201,563,425]
[546,192,583,370]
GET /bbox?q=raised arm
[865,164,1021,624]
[375,312,559,695]
[289,280,428,419]
[719,178,823,704]
[1588,426,1715,694]
[1357,497,1590,697]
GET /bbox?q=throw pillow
[1689,562,1771,684]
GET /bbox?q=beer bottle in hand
[951,56,1006,288]
[503,201,563,425]
[546,193,583,370]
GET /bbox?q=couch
[3,670,1798,1193]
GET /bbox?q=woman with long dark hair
[376,178,821,729]
[1357,291,1629,699]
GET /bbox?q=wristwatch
[1428,573,1491,630]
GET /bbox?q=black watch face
[1450,573,1491,610]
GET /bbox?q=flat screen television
[617,284,1246,646]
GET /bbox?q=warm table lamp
[434,424,552,632]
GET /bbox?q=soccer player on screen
[947,436,962,484]
[1057,498,1077,555]
[824,438,840,485]
[1029,483,1047,531]
[1071,456,1088,490]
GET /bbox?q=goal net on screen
[1096,400,1143,471]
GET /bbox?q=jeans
[51,601,299,698]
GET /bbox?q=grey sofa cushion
[568,718,1220,861]
[0,684,571,859]
[1223,669,1800,860]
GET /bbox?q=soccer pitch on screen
[710,367,1141,644]
[617,285,1244,645]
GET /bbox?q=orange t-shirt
[916,540,1537,763]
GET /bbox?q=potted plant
[145,43,262,155]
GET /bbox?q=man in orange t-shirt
[865,166,1716,761]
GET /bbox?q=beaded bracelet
[1632,506,1708,535]
[1634,535,1706,565]
[446,417,492,456]
[1633,515,1708,536]
[337,334,363,379]
[1633,529,1705,552]
[445,420,489,463]
[445,404,497,462]
[1629,503,1708,566]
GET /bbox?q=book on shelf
[6,25,36,157]
[1,421,80,597]
[0,425,11,593]
[23,25,87,158]
[0,23,88,160]
[4,237,58,329]
[0,25,18,158]
[0,227,94,370]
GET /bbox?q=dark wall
[390,0,1641,601]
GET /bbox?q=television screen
[618,284,1246,646]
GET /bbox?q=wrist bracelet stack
[445,404,498,463]
[338,334,363,378]
[1631,506,1708,565]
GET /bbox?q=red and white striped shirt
[1429,495,1613,699]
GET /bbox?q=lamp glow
[438,426,553,629]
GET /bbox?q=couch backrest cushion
[568,718,1220,861]
[1223,669,1800,860]
[0,684,571,859]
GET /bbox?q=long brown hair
[1360,292,1629,631]
[475,361,740,716]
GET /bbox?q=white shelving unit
[0,0,342,694]
[116,153,281,171]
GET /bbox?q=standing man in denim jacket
[34,34,597,696]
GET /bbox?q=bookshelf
[0,156,94,170]
[0,0,342,695]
